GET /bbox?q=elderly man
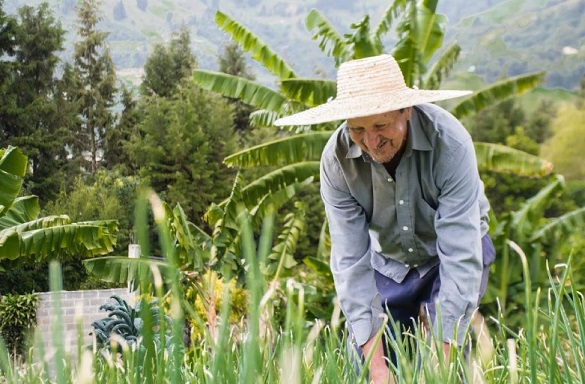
[274,54,495,383]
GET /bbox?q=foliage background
[2,0,584,90]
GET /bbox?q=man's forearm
[361,337,394,384]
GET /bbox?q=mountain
[3,0,584,91]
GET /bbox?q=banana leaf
[193,70,288,112]
[450,72,546,119]
[84,256,169,285]
[0,196,41,229]
[0,146,27,217]
[280,78,337,107]
[224,131,332,168]
[474,142,553,177]
[0,222,117,261]
[305,8,350,65]
[423,43,460,90]
[530,206,585,243]
[215,10,296,79]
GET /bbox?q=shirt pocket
[414,200,437,243]
[414,199,437,238]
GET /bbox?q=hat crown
[336,54,407,100]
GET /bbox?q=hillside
[3,0,584,91]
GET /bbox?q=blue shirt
[320,103,490,346]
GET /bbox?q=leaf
[474,142,553,177]
[391,2,420,87]
[0,230,20,260]
[372,0,409,41]
[511,174,565,245]
[0,146,27,178]
[193,70,288,112]
[0,196,41,230]
[450,72,546,119]
[0,222,118,262]
[345,15,381,59]
[224,131,332,168]
[7,215,71,233]
[303,256,332,280]
[305,8,350,65]
[84,256,170,284]
[423,42,460,90]
[316,219,331,260]
[226,162,320,210]
[215,10,296,79]
[269,203,306,277]
[280,78,336,107]
[249,109,280,128]
[530,206,585,243]
[0,147,28,218]
[417,0,447,65]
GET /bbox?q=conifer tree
[0,4,19,147]
[68,0,117,176]
[0,3,72,201]
[141,25,196,98]
[103,84,139,173]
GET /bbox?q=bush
[0,293,38,356]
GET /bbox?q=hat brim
[273,89,472,126]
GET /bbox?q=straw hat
[273,54,471,126]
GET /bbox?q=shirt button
[413,264,419,268]
[402,226,408,231]
[399,200,404,205]
[404,264,410,268]
[408,248,413,253]
[387,177,393,183]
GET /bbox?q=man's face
[347,108,411,164]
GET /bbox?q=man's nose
[364,130,381,149]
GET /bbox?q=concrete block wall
[34,288,135,356]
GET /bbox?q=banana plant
[482,174,585,328]
[84,192,311,291]
[0,146,117,269]
[192,2,549,243]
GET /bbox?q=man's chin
[370,153,394,164]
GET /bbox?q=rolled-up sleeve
[434,138,484,345]
[320,153,384,346]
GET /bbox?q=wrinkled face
[347,108,411,164]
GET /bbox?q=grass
[1,197,584,383]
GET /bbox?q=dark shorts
[350,234,496,364]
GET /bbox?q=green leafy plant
[0,146,118,269]
[91,295,172,352]
[0,293,38,356]
[482,174,585,329]
[1,190,585,383]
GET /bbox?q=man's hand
[361,337,395,384]
[442,342,454,362]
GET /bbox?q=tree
[0,2,17,85]
[67,0,117,176]
[465,99,526,144]
[141,26,196,98]
[103,84,139,172]
[541,102,585,181]
[0,3,71,202]
[127,82,237,228]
